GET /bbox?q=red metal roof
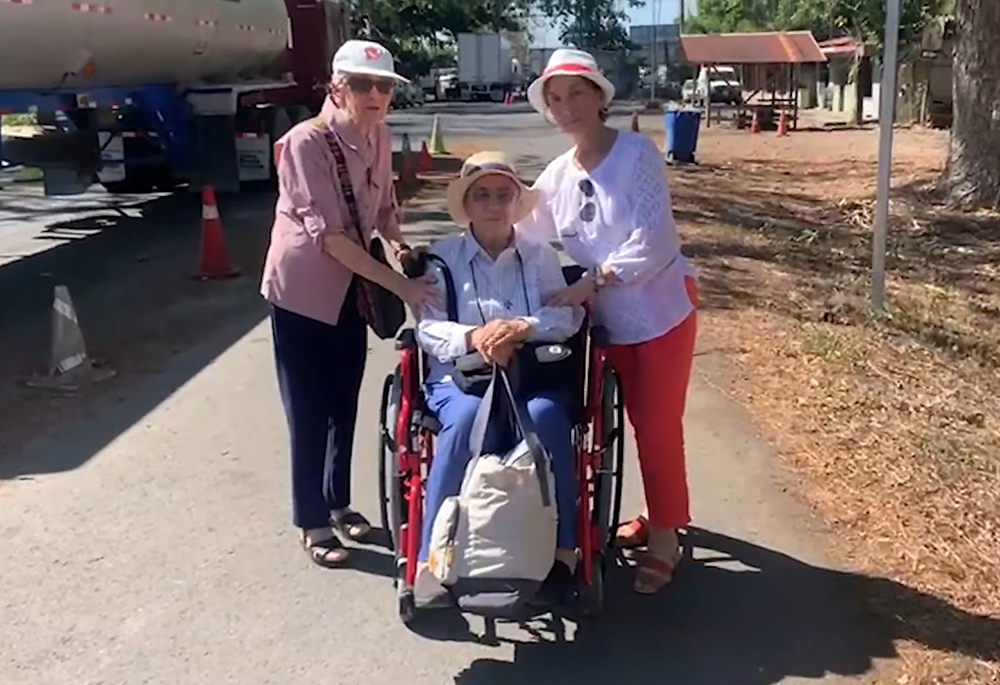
[817,36,863,57]
[680,31,827,65]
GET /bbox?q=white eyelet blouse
[516,130,697,346]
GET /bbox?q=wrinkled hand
[470,319,532,367]
[544,277,596,307]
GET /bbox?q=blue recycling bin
[664,108,702,164]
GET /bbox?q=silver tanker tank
[0,0,290,91]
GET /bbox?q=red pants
[605,277,698,529]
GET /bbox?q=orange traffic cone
[750,109,761,134]
[419,140,431,173]
[399,133,417,185]
[777,111,789,136]
[195,185,239,280]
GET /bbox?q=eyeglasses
[346,76,395,95]
[468,187,517,205]
[579,178,596,222]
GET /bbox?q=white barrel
[0,0,289,91]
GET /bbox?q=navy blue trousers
[270,290,367,530]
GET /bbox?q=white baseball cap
[527,48,615,120]
[331,40,410,84]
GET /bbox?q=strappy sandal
[331,508,372,541]
[615,516,650,549]
[301,530,349,568]
[634,533,682,594]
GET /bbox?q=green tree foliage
[535,0,645,51]
[684,0,944,52]
[351,0,534,75]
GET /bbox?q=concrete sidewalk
[0,291,888,684]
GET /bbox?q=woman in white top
[416,151,585,598]
[517,48,699,595]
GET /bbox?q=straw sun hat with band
[527,48,615,122]
[446,151,539,227]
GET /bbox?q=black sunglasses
[579,178,596,222]
[346,76,395,95]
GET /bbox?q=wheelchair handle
[400,249,429,278]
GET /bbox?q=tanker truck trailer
[0,0,349,195]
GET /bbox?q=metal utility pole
[871,0,902,312]
[679,0,685,31]
[649,0,661,100]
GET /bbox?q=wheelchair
[376,260,625,625]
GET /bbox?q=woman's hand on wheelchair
[545,277,596,308]
[395,272,440,314]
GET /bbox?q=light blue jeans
[419,380,577,562]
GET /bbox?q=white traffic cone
[25,285,115,392]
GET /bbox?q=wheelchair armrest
[395,328,417,351]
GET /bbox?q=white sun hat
[527,48,615,120]
[446,151,539,227]
[331,39,410,84]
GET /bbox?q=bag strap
[322,128,367,249]
[468,365,553,507]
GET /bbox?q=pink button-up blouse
[260,98,399,326]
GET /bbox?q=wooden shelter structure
[679,31,827,130]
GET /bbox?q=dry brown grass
[671,125,1000,683]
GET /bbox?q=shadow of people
[447,528,999,685]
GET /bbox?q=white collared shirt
[516,131,698,346]
[416,231,585,385]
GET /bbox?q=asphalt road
[0,106,891,685]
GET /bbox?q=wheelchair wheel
[593,364,625,556]
[377,367,405,556]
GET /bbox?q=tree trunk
[948,0,1000,208]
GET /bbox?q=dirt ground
[659,123,1000,684]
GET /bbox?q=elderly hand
[470,319,532,366]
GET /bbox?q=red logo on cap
[364,46,382,61]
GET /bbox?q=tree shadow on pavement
[445,528,999,685]
[0,188,275,477]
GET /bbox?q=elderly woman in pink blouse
[517,48,699,595]
[260,40,436,568]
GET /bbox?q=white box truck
[457,33,514,102]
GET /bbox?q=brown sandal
[633,532,682,594]
[615,516,650,549]
[301,530,349,568]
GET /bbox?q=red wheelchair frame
[377,265,625,624]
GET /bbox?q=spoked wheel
[594,364,626,558]
[377,368,405,557]
[578,364,625,619]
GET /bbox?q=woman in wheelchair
[414,151,585,597]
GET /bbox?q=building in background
[629,23,682,67]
